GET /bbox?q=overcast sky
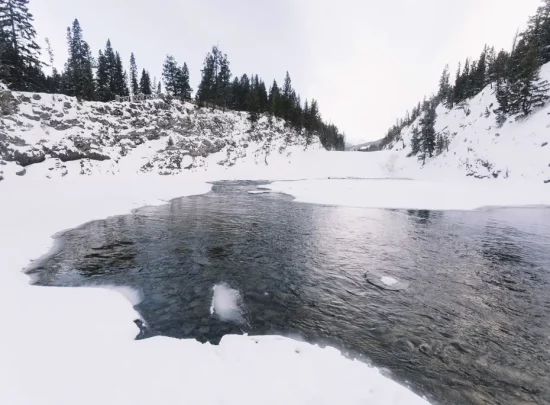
[31,0,541,143]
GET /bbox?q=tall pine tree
[139,69,151,95]
[129,52,138,95]
[0,0,42,90]
[64,19,94,100]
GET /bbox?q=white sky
[31,0,541,143]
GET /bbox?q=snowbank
[263,177,550,210]
[0,173,430,405]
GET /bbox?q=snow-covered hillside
[0,85,319,181]
[382,63,550,182]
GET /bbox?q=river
[28,181,550,405]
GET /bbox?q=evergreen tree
[437,64,451,106]
[103,39,116,100]
[129,52,138,95]
[452,62,462,106]
[0,0,42,90]
[64,19,94,100]
[197,45,231,108]
[419,101,437,158]
[157,81,161,95]
[162,55,179,95]
[112,51,128,96]
[175,62,192,100]
[281,71,293,121]
[257,78,268,112]
[246,87,260,126]
[216,51,231,109]
[139,68,151,95]
[236,74,250,110]
[475,46,487,91]
[509,44,550,116]
[268,80,281,117]
[95,49,110,101]
[410,126,421,156]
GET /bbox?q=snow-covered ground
[2,71,550,404]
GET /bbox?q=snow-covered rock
[0,87,318,180]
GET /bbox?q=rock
[15,167,26,176]
[22,113,40,122]
[544,179,550,184]
[0,88,20,115]
[48,119,73,131]
[63,101,72,109]
[32,94,41,100]
[542,142,548,147]
[20,95,31,103]
[12,149,46,166]
[0,160,6,165]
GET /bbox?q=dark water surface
[29,181,550,405]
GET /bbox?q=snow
[0,171,431,405]
[210,283,246,324]
[263,177,550,210]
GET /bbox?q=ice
[211,283,246,324]
[381,276,398,286]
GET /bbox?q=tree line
[0,0,344,150]
[378,0,550,161]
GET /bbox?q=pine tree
[112,51,128,96]
[64,19,94,100]
[139,69,151,95]
[95,49,110,101]
[437,64,451,106]
[236,74,250,110]
[246,87,260,126]
[162,55,179,95]
[175,62,192,100]
[281,71,293,122]
[268,80,281,117]
[509,44,550,116]
[196,45,232,108]
[216,51,231,109]
[419,101,437,158]
[410,126,421,156]
[452,62,462,106]
[257,79,268,112]
[129,52,138,95]
[0,0,42,90]
[103,39,116,100]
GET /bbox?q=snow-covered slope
[0,85,319,181]
[383,63,550,182]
